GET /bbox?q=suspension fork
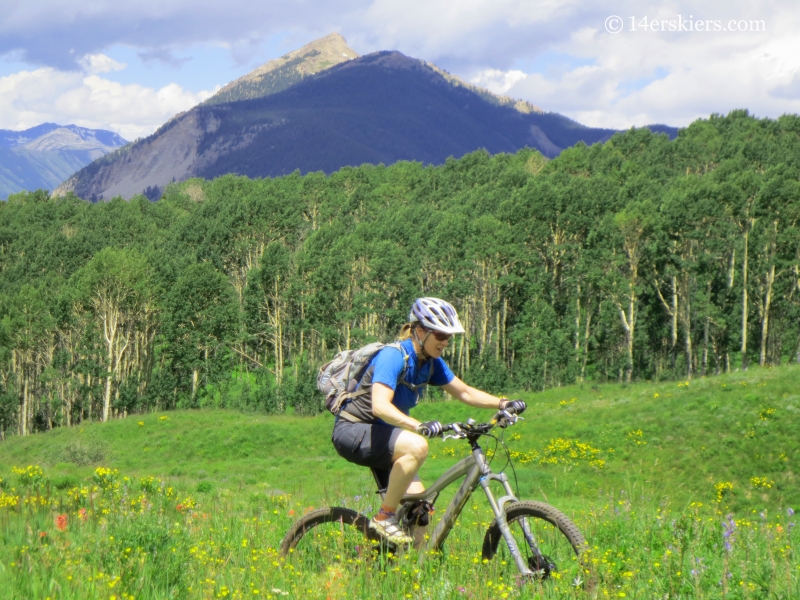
[480,476,534,576]
[497,475,545,562]
[473,449,536,577]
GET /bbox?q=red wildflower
[56,514,68,531]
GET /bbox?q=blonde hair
[397,323,418,340]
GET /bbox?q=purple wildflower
[787,507,795,517]
[722,514,736,552]
[692,557,705,575]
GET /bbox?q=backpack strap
[335,343,408,413]
[387,342,411,387]
[392,342,434,399]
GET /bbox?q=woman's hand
[416,421,443,438]
[500,399,527,414]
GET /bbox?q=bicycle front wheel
[482,501,592,588]
[279,507,381,570]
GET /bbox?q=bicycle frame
[394,439,536,576]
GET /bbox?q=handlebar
[439,404,525,440]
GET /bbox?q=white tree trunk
[741,226,750,370]
[759,264,776,366]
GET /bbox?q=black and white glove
[500,399,527,415]
[416,420,443,438]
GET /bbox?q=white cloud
[497,5,800,128]
[0,64,214,140]
[470,69,527,94]
[78,53,126,74]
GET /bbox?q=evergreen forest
[1,110,799,438]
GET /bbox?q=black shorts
[331,419,401,472]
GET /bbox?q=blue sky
[1,0,798,140]
[92,34,302,93]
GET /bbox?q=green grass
[1,364,799,598]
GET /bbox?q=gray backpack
[318,342,413,415]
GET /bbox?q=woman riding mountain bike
[331,297,525,545]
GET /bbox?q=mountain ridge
[0,123,126,150]
[0,124,127,199]
[52,37,678,201]
[202,33,544,117]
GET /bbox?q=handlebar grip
[501,399,526,415]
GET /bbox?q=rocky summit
[204,32,359,106]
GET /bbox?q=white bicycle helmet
[409,297,465,335]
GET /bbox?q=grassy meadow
[1,364,799,599]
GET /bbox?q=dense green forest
[1,110,799,438]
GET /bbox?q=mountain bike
[279,406,591,586]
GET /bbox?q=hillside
[2,364,798,509]
[53,48,627,200]
[0,123,127,199]
[2,365,799,598]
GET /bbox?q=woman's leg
[381,430,428,510]
[369,430,427,543]
[406,475,425,494]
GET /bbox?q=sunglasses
[424,329,452,342]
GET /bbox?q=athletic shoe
[369,514,413,545]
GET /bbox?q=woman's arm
[441,376,503,409]
[372,382,421,431]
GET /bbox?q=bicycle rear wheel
[279,507,382,570]
[482,501,592,588]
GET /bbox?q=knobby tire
[482,501,594,588]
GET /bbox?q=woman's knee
[409,435,429,461]
[394,432,429,462]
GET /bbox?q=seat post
[370,467,391,499]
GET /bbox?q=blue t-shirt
[354,338,454,417]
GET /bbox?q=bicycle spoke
[280,508,380,572]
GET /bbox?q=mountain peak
[204,32,358,106]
